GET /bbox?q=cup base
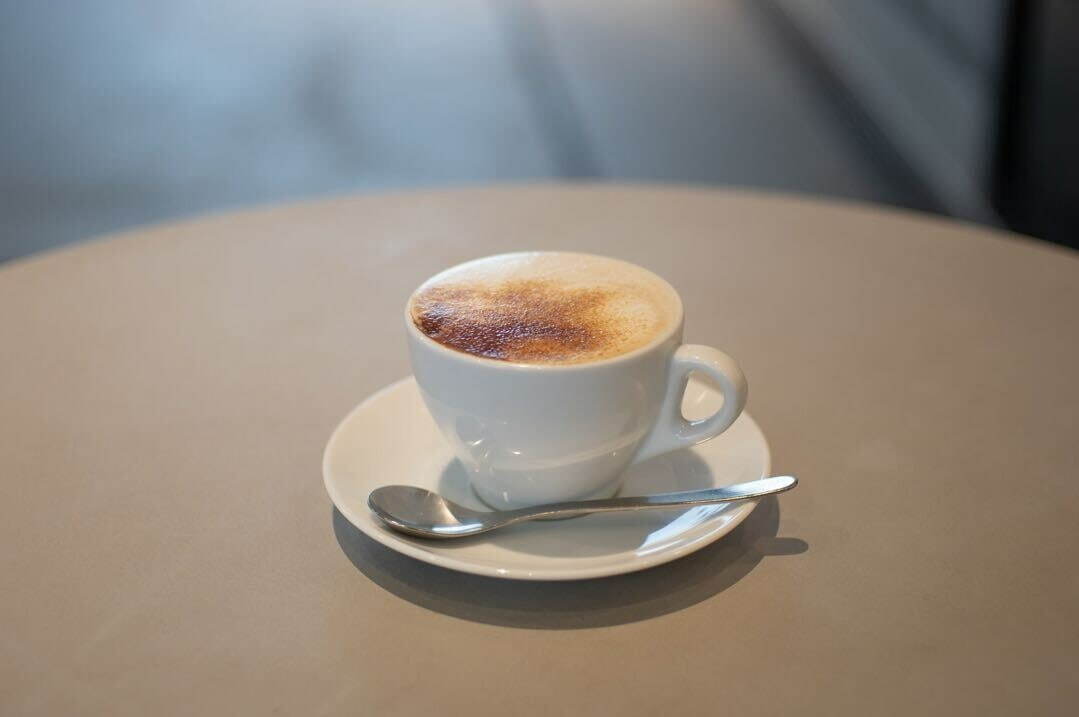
[470,479,622,513]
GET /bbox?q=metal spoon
[368,475,797,538]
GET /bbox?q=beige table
[2,186,1077,715]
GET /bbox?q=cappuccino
[409,252,680,364]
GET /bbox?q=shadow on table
[332,495,807,629]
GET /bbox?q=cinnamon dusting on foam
[410,254,675,364]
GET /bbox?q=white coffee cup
[406,253,748,510]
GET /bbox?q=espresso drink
[409,252,680,364]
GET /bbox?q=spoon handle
[506,475,798,522]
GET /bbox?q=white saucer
[323,377,771,580]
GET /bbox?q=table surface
[2,186,1077,715]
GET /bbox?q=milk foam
[409,252,680,364]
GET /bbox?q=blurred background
[1,0,1075,262]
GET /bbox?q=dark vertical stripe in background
[490,0,601,179]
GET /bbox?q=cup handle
[632,345,748,464]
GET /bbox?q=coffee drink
[409,252,680,364]
[407,251,747,509]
